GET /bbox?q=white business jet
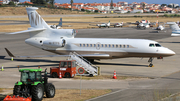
[167,22,180,36]
[6,7,175,67]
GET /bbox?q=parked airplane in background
[6,7,175,67]
[167,22,180,36]
[96,21,110,28]
[50,18,62,29]
[152,24,166,33]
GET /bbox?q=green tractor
[13,68,55,101]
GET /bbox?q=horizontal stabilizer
[7,28,46,34]
[5,48,15,57]
[166,22,176,25]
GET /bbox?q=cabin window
[83,44,85,47]
[119,45,122,48]
[155,43,161,47]
[149,43,155,47]
[94,44,96,47]
[105,44,107,47]
[112,44,114,48]
[80,44,82,47]
[116,45,118,48]
[87,44,89,47]
[123,45,126,48]
[101,44,103,47]
[109,44,111,48]
[90,44,92,47]
[127,45,129,48]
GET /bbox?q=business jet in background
[5,7,175,67]
[167,22,180,36]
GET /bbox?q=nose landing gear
[148,57,154,67]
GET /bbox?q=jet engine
[43,39,66,48]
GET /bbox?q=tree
[70,0,73,11]
[110,0,114,10]
[8,1,15,6]
[161,4,167,7]
[49,0,55,7]
[168,5,172,8]
[142,3,145,12]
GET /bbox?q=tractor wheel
[31,84,44,101]
[13,85,21,95]
[52,72,58,78]
[65,72,71,78]
[45,83,55,98]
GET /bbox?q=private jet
[6,7,175,67]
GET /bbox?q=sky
[20,0,180,5]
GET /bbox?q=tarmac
[0,27,180,100]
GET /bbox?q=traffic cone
[1,65,4,71]
[59,72,62,79]
[113,71,117,79]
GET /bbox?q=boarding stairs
[68,52,98,76]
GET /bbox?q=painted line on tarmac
[86,88,128,101]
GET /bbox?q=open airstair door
[68,52,98,76]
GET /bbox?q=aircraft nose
[166,48,175,56]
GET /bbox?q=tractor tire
[31,84,44,101]
[13,85,21,95]
[65,72,71,78]
[52,72,58,78]
[45,83,55,98]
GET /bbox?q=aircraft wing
[5,48,110,58]
[7,28,46,34]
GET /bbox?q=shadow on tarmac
[94,61,148,67]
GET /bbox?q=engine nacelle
[43,39,66,48]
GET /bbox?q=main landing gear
[148,57,154,67]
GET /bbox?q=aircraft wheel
[149,63,154,67]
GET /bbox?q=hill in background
[0,7,85,15]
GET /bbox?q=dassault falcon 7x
[6,7,175,67]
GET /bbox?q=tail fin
[167,22,180,36]
[167,22,180,31]
[26,7,49,29]
[58,18,62,26]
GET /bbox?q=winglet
[5,48,15,57]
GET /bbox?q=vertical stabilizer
[26,7,49,29]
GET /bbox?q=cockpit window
[149,43,155,47]
[155,43,161,47]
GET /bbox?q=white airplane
[6,7,175,67]
[152,25,166,33]
[50,18,62,29]
[167,22,180,36]
[96,21,110,28]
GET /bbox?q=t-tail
[167,22,180,36]
[8,7,49,38]
[27,7,49,29]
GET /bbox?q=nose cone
[163,48,176,56]
[168,49,176,56]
